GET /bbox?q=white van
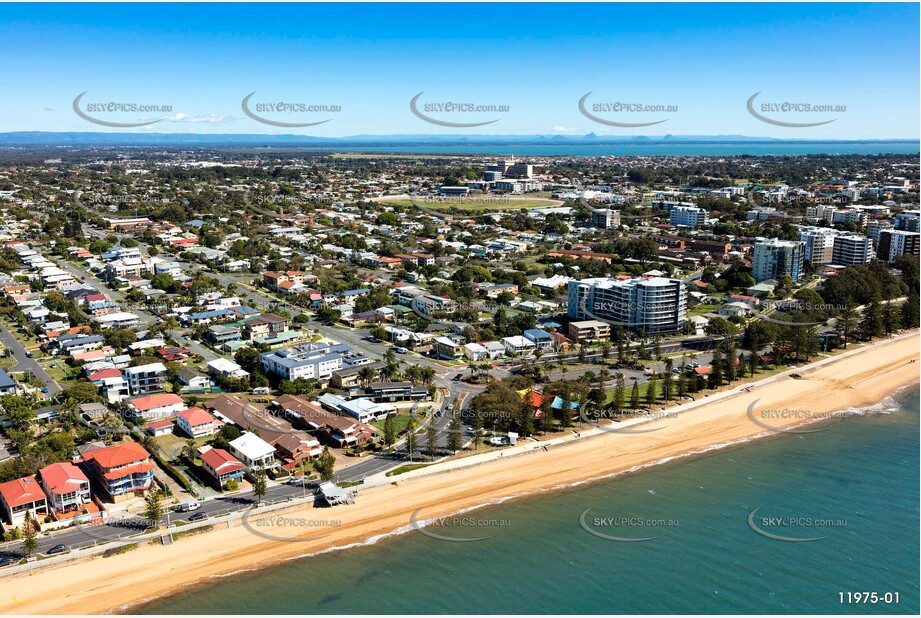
[177,501,201,512]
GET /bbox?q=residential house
[200,448,245,488]
[128,393,186,421]
[228,432,277,470]
[123,362,168,395]
[0,476,49,528]
[38,462,91,515]
[80,441,154,500]
[176,407,223,438]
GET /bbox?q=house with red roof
[38,462,91,514]
[128,393,186,421]
[146,419,175,437]
[200,448,245,488]
[0,476,49,528]
[81,441,154,500]
[176,407,223,439]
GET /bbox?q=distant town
[0,148,917,566]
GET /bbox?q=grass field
[370,412,415,435]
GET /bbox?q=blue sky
[0,2,917,138]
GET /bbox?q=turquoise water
[136,388,919,615]
[304,142,920,156]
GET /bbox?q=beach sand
[1,333,918,615]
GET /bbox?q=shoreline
[0,333,918,615]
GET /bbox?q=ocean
[135,387,919,615]
[304,142,920,157]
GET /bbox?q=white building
[501,335,536,357]
[229,432,277,470]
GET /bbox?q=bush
[224,479,239,491]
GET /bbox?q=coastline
[0,333,918,615]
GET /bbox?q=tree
[837,303,858,348]
[645,380,658,408]
[447,408,463,454]
[861,299,884,339]
[661,359,674,401]
[882,299,902,335]
[383,413,396,448]
[21,510,39,556]
[426,423,438,458]
[629,381,640,409]
[143,489,163,527]
[252,466,268,501]
[612,373,626,414]
[314,447,336,482]
[516,400,534,437]
[709,347,723,389]
[405,420,418,461]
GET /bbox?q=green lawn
[386,463,430,477]
[371,413,415,435]
[689,303,718,316]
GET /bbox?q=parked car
[394,347,408,354]
[25,351,33,358]
[47,544,66,555]
[188,512,208,522]
[0,556,17,567]
[177,501,201,512]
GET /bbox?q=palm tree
[357,366,376,389]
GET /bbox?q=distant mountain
[0,131,916,147]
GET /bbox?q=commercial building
[831,234,873,266]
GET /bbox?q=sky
[0,2,918,139]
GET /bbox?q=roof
[0,476,46,508]
[0,369,15,390]
[229,432,276,460]
[82,441,150,469]
[147,419,175,430]
[124,362,167,375]
[87,368,122,381]
[102,462,155,481]
[200,448,244,473]
[130,393,184,412]
[178,407,220,427]
[39,462,89,496]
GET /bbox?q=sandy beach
[1,333,918,615]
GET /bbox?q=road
[0,481,308,562]
[54,255,218,361]
[0,323,62,395]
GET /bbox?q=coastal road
[0,482,309,563]
[0,323,62,395]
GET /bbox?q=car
[41,388,49,394]
[0,556,17,567]
[367,337,381,343]
[452,374,462,382]
[47,544,66,555]
[25,351,33,358]
[394,347,407,354]
[188,512,208,522]
[177,501,201,512]
[672,368,681,374]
